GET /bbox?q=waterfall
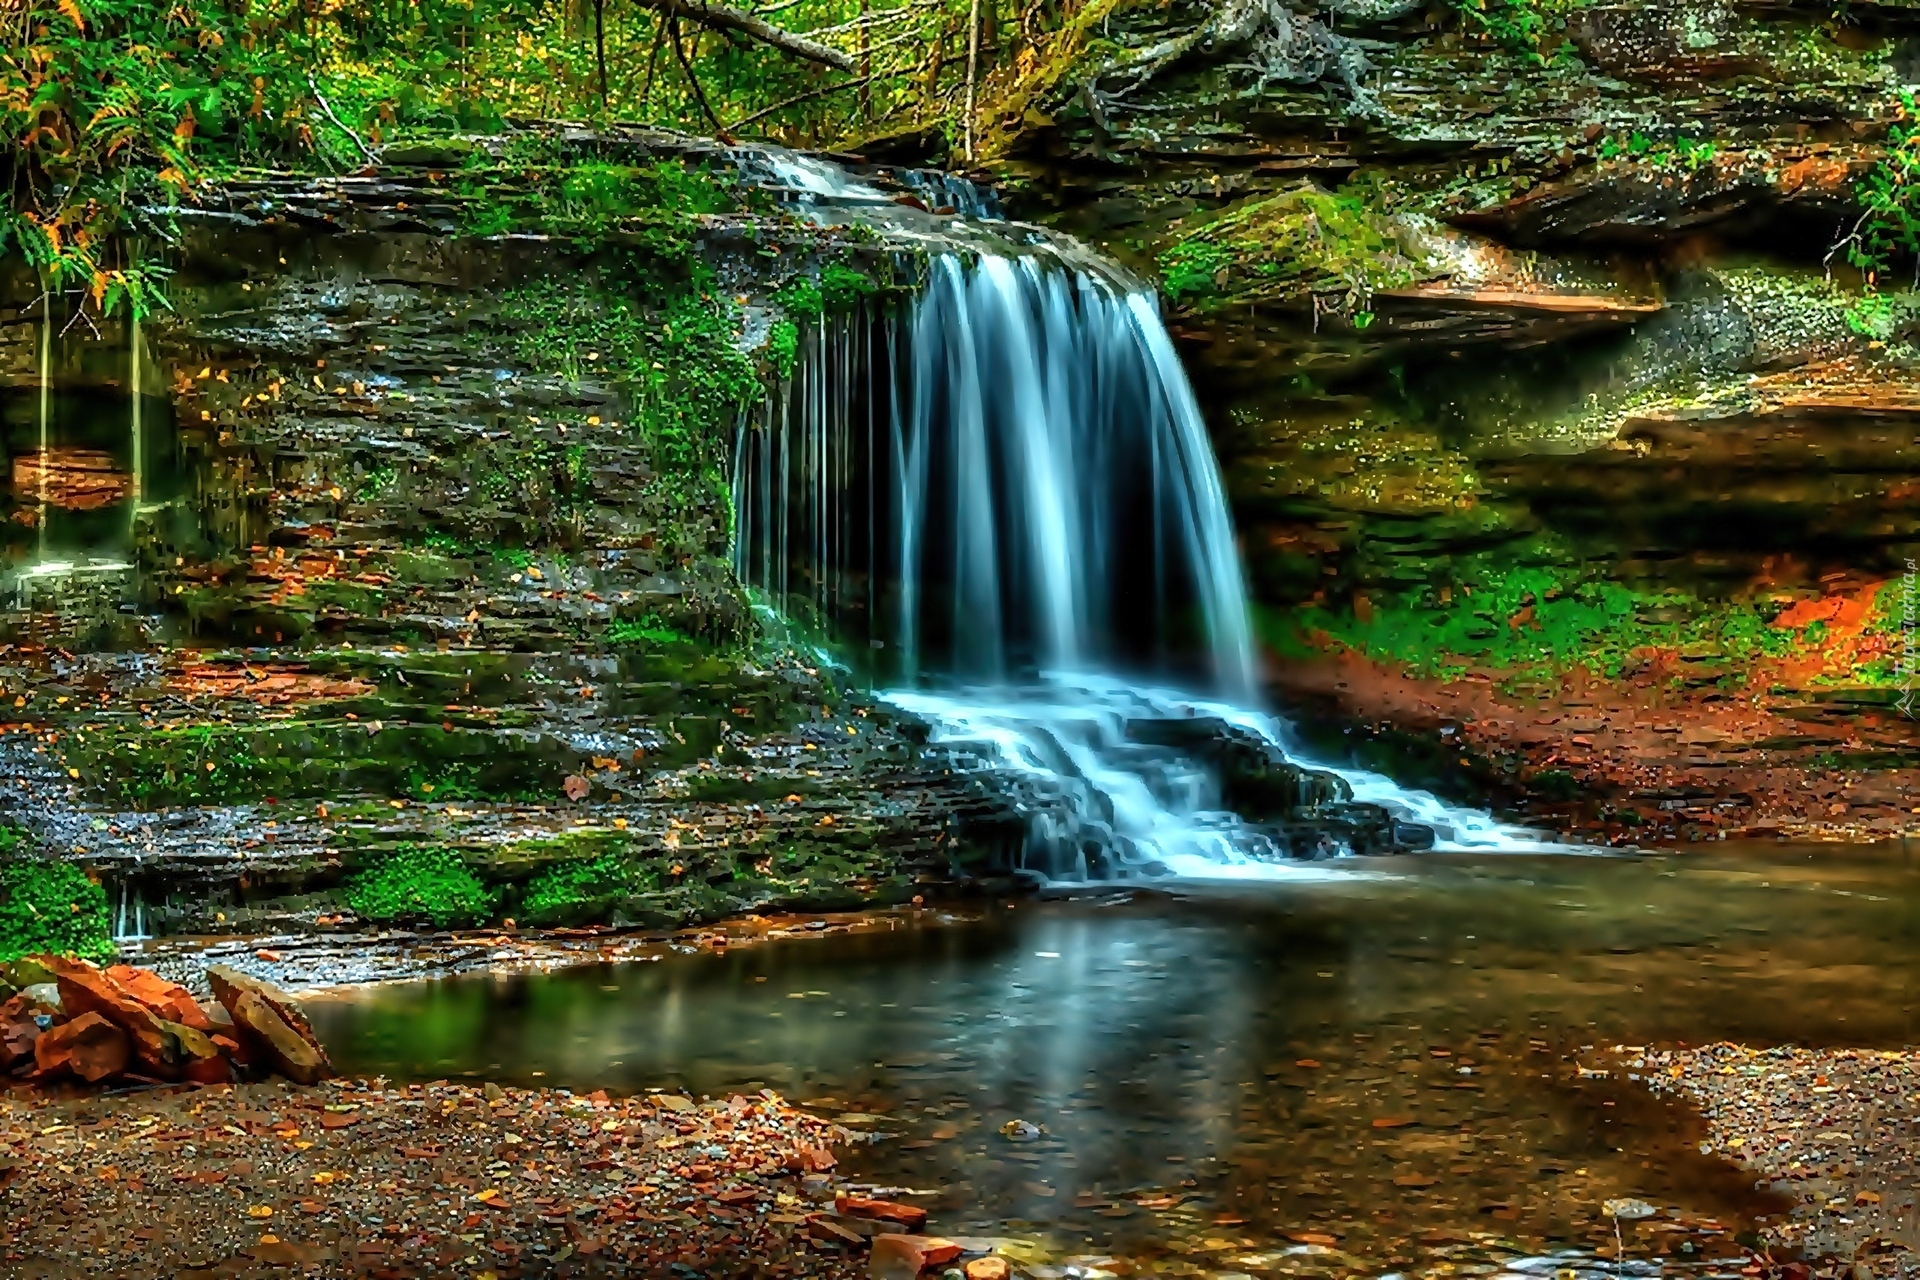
[35,292,51,559]
[113,879,151,943]
[129,311,144,538]
[731,158,1553,880]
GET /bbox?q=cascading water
[733,155,1553,880]
[113,878,151,943]
[129,311,144,538]
[35,291,51,559]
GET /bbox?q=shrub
[346,846,497,928]
[0,858,114,962]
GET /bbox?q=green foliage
[1840,91,1920,330]
[1599,132,1718,170]
[0,856,114,963]
[1454,0,1550,60]
[775,263,879,321]
[768,319,801,378]
[501,261,758,476]
[346,845,496,928]
[1159,240,1235,302]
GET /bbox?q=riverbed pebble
[1616,1043,1920,1270]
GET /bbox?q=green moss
[346,845,497,928]
[63,721,564,808]
[519,849,662,925]
[1158,181,1429,320]
[458,157,738,256]
[1276,560,1799,680]
[0,855,114,963]
[607,615,699,647]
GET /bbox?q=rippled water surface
[308,844,1920,1275]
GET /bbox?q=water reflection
[310,844,1920,1271]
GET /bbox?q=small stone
[837,1194,929,1230]
[870,1234,963,1279]
[998,1119,1041,1142]
[965,1259,1011,1280]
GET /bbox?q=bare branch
[628,0,855,71]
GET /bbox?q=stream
[306,842,1920,1277]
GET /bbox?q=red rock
[34,1012,130,1082]
[869,1235,962,1279]
[105,965,212,1031]
[836,1194,928,1230]
[40,956,178,1077]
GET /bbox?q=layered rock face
[980,0,1920,841]
[0,129,1012,944]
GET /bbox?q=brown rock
[40,956,178,1078]
[106,966,212,1031]
[0,994,39,1068]
[965,1260,1011,1280]
[869,1235,962,1279]
[808,1216,866,1247]
[231,990,329,1084]
[34,1012,130,1082]
[837,1194,929,1230]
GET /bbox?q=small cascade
[113,878,151,943]
[129,311,144,537]
[728,157,1556,880]
[35,292,51,559]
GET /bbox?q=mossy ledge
[0,128,1023,947]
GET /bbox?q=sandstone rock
[965,1259,1011,1280]
[207,966,323,1046]
[869,1235,962,1279]
[231,990,329,1085]
[42,956,178,1078]
[34,1012,130,1082]
[837,1194,929,1230]
[107,965,213,1031]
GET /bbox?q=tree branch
[628,0,855,70]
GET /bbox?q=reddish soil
[1269,650,1920,845]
